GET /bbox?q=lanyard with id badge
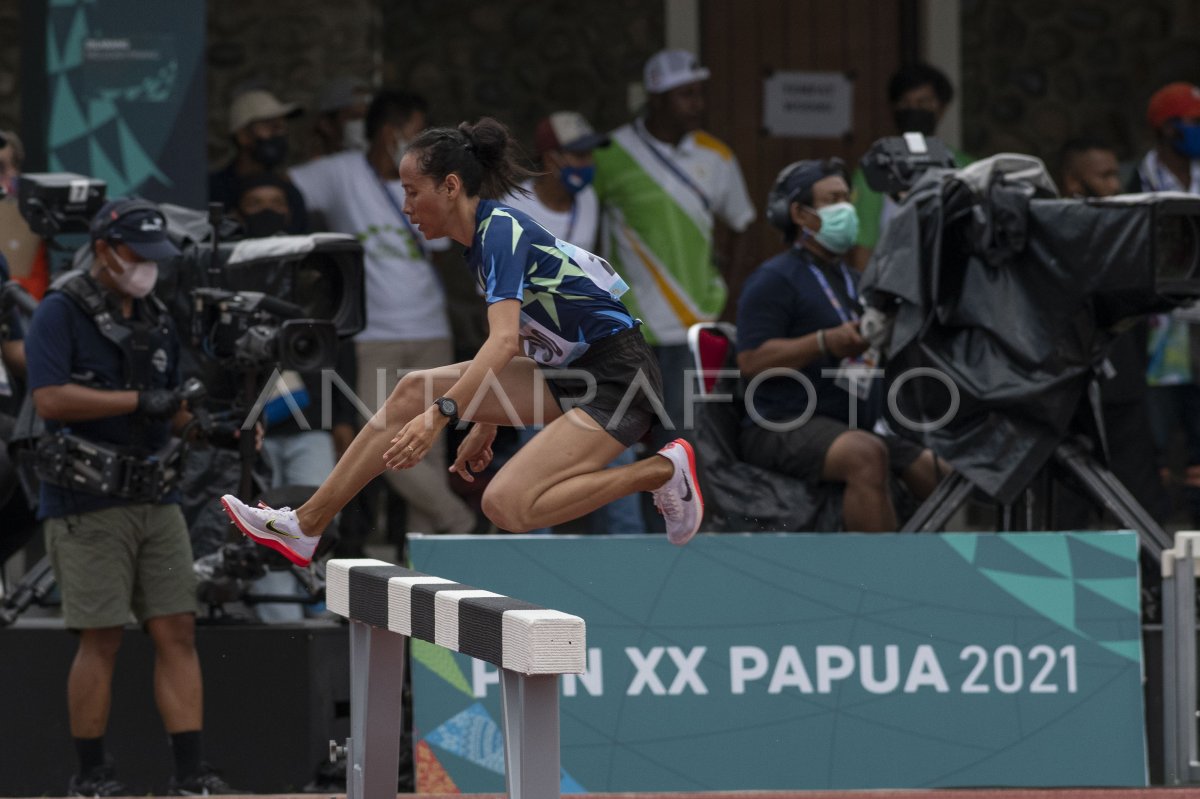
[809,262,876,400]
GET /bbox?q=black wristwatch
[433,396,458,421]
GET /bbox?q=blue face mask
[811,202,859,255]
[1170,121,1200,160]
[559,164,595,195]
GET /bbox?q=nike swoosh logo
[265,518,299,539]
[681,475,693,503]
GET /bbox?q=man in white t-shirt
[504,112,646,534]
[289,89,475,535]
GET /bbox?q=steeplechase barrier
[1162,531,1200,785]
[326,558,586,799]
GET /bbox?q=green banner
[410,532,1146,792]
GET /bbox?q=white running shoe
[220,494,320,566]
[652,439,704,545]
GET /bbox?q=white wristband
[816,328,829,357]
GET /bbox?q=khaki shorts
[45,503,197,630]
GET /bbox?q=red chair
[687,321,738,396]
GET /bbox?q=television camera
[857,134,1200,560]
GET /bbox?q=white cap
[228,89,302,133]
[643,49,711,94]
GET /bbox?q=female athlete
[221,117,701,565]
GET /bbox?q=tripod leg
[0,554,57,626]
[901,471,974,532]
[1053,441,1172,561]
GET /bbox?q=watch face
[438,398,457,417]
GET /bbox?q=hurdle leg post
[347,619,406,799]
[500,670,560,799]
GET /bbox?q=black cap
[766,158,849,232]
[90,198,181,261]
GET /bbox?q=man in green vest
[593,49,755,443]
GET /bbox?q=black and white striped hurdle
[327,558,586,799]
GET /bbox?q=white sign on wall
[763,71,854,138]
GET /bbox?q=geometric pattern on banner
[945,532,1140,661]
[425,702,506,775]
[412,639,474,697]
[561,767,586,794]
[415,740,460,794]
[46,1,177,196]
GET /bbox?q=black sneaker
[68,761,129,797]
[167,763,242,796]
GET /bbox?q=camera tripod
[902,435,1172,563]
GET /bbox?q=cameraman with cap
[736,160,945,532]
[24,199,238,795]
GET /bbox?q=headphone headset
[89,198,165,245]
[765,158,849,232]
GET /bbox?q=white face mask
[391,132,411,169]
[109,251,159,298]
[342,118,367,152]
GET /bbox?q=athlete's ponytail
[409,117,536,199]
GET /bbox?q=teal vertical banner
[21,0,206,207]
[410,532,1146,793]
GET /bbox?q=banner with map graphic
[21,0,206,207]
[410,532,1146,792]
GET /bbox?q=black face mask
[893,108,937,136]
[250,135,289,168]
[242,209,289,237]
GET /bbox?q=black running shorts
[540,326,665,447]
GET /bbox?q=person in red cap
[1130,81,1200,193]
[1129,81,1200,528]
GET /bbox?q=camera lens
[1155,213,1200,283]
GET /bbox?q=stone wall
[380,0,664,152]
[206,0,380,169]
[0,0,20,134]
[960,0,1200,172]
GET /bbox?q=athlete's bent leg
[482,409,674,532]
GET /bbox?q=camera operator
[24,198,238,795]
[228,174,356,621]
[1054,139,1170,528]
[736,159,946,532]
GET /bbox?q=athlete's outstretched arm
[384,299,521,469]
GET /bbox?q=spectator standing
[1128,81,1200,526]
[736,160,944,532]
[209,89,309,234]
[25,199,237,796]
[289,89,475,536]
[594,49,755,443]
[505,111,645,534]
[0,129,51,297]
[849,62,972,270]
[309,76,373,159]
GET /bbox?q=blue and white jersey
[466,199,635,366]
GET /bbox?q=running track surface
[15,790,1200,799]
